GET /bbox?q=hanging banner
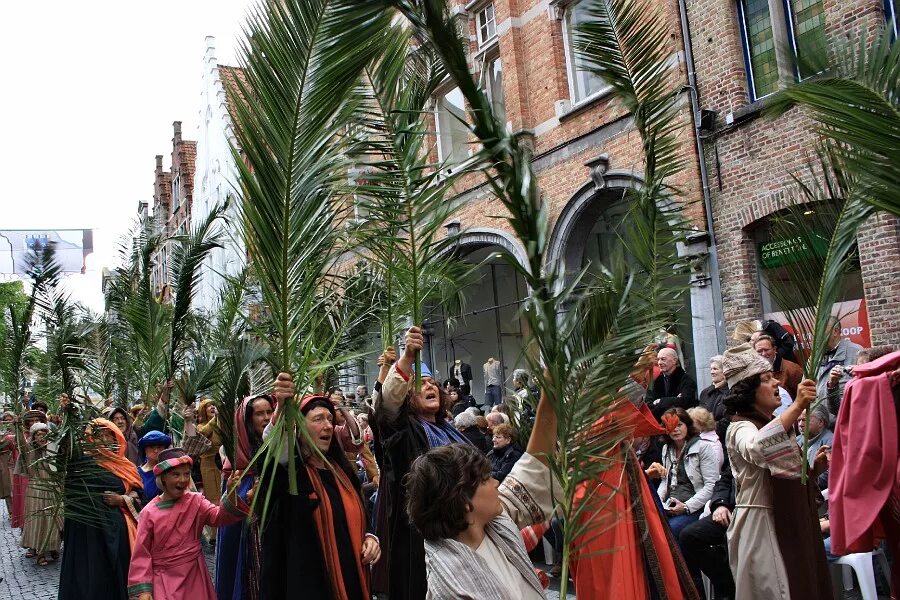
[0,229,94,275]
[764,298,871,350]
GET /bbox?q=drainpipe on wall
[678,0,726,354]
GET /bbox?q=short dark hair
[723,373,763,416]
[405,444,491,541]
[754,334,776,346]
[32,401,49,413]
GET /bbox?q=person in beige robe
[722,344,831,600]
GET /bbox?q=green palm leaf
[353,22,471,388]
[390,0,691,593]
[230,0,392,499]
[766,24,900,216]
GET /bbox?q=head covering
[733,319,762,342]
[229,394,274,473]
[138,430,172,449]
[29,422,49,435]
[23,410,47,424]
[300,395,334,416]
[88,418,144,551]
[153,447,193,476]
[420,362,433,379]
[197,398,217,425]
[721,343,773,388]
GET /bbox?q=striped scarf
[424,513,545,598]
[415,416,469,448]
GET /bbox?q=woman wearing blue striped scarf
[371,326,469,599]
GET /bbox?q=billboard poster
[0,229,94,275]
[764,298,871,350]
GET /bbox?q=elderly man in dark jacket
[647,347,698,419]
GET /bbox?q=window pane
[477,3,496,47]
[790,0,826,79]
[565,0,607,103]
[740,0,779,99]
[436,87,469,166]
[486,56,505,124]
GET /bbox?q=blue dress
[215,475,258,599]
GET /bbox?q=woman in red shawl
[59,418,143,600]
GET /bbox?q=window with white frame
[476,2,497,48]
[563,0,609,105]
[171,174,181,211]
[737,0,826,102]
[435,86,469,167]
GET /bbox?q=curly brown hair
[404,443,491,541]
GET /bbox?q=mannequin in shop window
[484,358,502,408]
[452,360,473,390]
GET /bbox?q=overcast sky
[0,0,254,312]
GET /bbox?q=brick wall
[688,0,900,345]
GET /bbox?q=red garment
[569,401,699,600]
[830,350,900,555]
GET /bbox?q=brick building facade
[407,0,722,394]
[685,0,900,348]
[149,121,197,301]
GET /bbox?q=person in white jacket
[656,407,721,541]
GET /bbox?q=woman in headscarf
[0,411,15,520]
[258,376,381,600]
[137,430,172,503]
[19,422,62,566]
[721,344,831,599]
[196,398,223,546]
[106,406,141,466]
[11,410,46,535]
[59,418,144,600]
[215,394,273,600]
[371,326,470,599]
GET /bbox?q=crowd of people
[0,318,897,600]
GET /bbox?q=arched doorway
[547,173,697,378]
[421,229,530,407]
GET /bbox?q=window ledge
[557,87,614,122]
[727,93,778,128]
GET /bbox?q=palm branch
[114,220,170,406]
[353,23,471,388]
[2,243,61,406]
[166,200,228,404]
[42,293,89,401]
[767,24,900,217]
[390,0,691,593]
[230,0,392,499]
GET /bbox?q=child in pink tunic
[127,448,249,600]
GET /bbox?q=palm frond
[767,24,900,216]
[231,0,392,499]
[353,23,472,388]
[390,0,691,593]
[166,200,228,388]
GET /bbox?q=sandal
[25,549,36,559]
[36,556,49,566]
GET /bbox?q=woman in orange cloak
[568,360,699,600]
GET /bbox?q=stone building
[192,36,248,313]
[686,0,900,349]
[149,121,197,302]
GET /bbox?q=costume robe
[0,434,14,502]
[569,401,700,599]
[20,446,62,553]
[726,417,831,599]
[128,491,247,600]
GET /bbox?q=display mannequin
[483,358,502,408]
[452,359,473,389]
